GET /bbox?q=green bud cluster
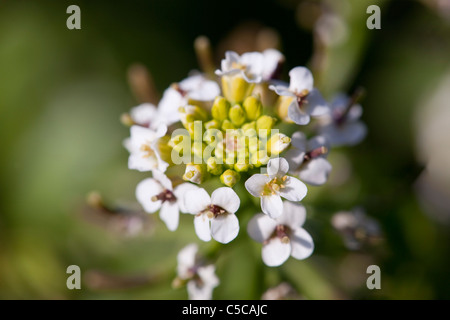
[172,89,291,187]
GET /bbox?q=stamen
[202,204,228,218]
[304,146,328,161]
[152,190,177,203]
[140,144,155,158]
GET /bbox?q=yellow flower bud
[206,157,223,175]
[179,105,208,124]
[204,119,221,130]
[241,121,256,132]
[211,96,230,121]
[267,133,291,156]
[256,115,276,132]
[221,119,236,131]
[243,95,262,121]
[221,75,254,104]
[229,104,246,127]
[276,96,295,123]
[220,169,240,187]
[183,164,207,184]
[250,150,270,167]
[234,162,252,172]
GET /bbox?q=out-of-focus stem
[127,63,159,105]
[194,36,215,78]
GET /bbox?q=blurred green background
[1,0,450,299]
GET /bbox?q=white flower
[261,49,285,81]
[176,243,220,300]
[151,74,221,129]
[247,201,314,267]
[215,49,284,84]
[318,93,367,147]
[331,207,381,250]
[245,158,307,219]
[184,187,240,244]
[269,66,329,125]
[285,132,332,186]
[125,124,169,172]
[216,51,264,83]
[177,73,221,101]
[129,103,158,128]
[136,170,199,231]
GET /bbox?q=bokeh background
[1,0,450,299]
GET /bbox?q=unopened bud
[120,113,135,126]
[234,162,251,172]
[211,96,230,121]
[221,119,236,131]
[206,157,223,175]
[220,169,240,187]
[229,104,246,127]
[222,75,254,103]
[183,164,206,184]
[204,119,221,130]
[256,115,276,132]
[250,150,270,167]
[243,95,262,121]
[267,133,291,156]
[276,96,295,123]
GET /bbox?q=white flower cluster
[121,48,367,299]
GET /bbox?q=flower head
[184,187,240,244]
[247,201,314,267]
[136,170,198,231]
[245,157,307,218]
[270,66,329,125]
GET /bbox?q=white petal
[184,188,211,214]
[307,135,330,152]
[128,153,157,172]
[299,157,332,186]
[290,228,314,260]
[197,265,220,288]
[261,194,284,219]
[288,101,311,125]
[247,213,278,243]
[179,74,221,101]
[279,176,308,202]
[211,187,240,214]
[157,87,185,125]
[194,214,212,242]
[268,84,295,97]
[267,157,289,178]
[159,201,179,231]
[177,243,198,279]
[277,201,307,229]
[305,89,329,117]
[285,149,305,173]
[211,213,239,244]
[290,131,308,150]
[152,169,173,190]
[347,104,363,121]
[288,67,314,92]
[262,49,284,80]
[135,178,163,213]
[130,103,158,125]
[187,280,214,300]
[262,238,291,267]
[245,174,271,198]
[321,121,367,147]
[173,183,200,213]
